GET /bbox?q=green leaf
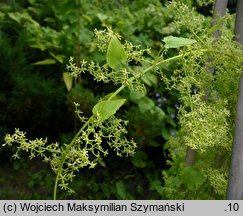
[63,72,73,92]
[8,12,31,23]
[141,72,158,87]
[50,53,65,63]
[138,97,154,113]
[97,13,108,22]
[32,59,56,65]
[107,36,127,69]
[181,167,206,190]
[129,91,165,119]
[83,14,92,23]
[30,44,46,51]
[92,99,126,121]
[161,128,171,140]
[8,12,22,23]
[129,91,145,102]
[150,180,164,195]
[152,106,165,120]
[115,181,129,199]
[97,158,106,167]
[162,36,197,49]
[129,91,153,112]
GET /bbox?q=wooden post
[227,0,243,200]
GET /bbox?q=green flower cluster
[67,28,150,93]
[4,113,136,195]
[161,2,243,199]
[4,129,60,161]
[3,28,154,198]
[3,6,242,198]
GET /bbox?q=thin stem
[53,116,93,200]
[139,54,183,77]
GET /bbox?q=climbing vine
[161,1,242,199]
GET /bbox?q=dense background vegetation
[0,0,239,199]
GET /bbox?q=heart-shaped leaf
[163,36,196,49]
[92,99,126,121]
[107,36,127,69]
[32,58,56,65]
[63,72,73,92]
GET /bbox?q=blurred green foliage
[0,0,238,199]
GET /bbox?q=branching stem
[52,53,184,199]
